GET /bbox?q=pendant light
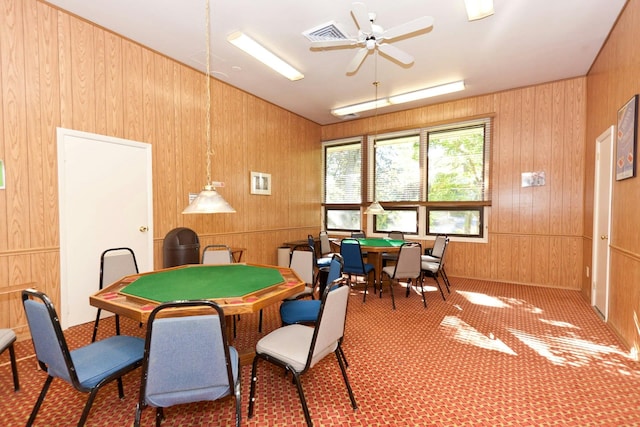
[183,0,236,214]
[365,52,384,216]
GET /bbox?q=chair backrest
[430,235,447,259]
[340,239,366,274]
[319,231,332,256]
[327,254,344,284]
[289,245,315,285]
[100,247,139,289]
[306,280,350,370]
[202,244,233,264]
[438,237,450,268]
[388,231,405,240]
[22,289,79,386]
[392,242,422,279]
[350,231,365,239]
[141,300,236,408]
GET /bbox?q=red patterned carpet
[1,277,640,426]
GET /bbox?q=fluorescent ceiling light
[331,98,391,117]
[464,0,494,21]
[332,80,465,117]
[227,31,304,81]
[389,81,465,105]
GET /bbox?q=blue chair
[280,254,344,326]
[340,238,375,301]
[134,300,241,427]
[249,279,357,426]
[22,289,144,427]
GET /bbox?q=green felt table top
[354,238,404,247]
[120,264,286,303]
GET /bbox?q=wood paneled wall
[4,0,622,348]
[0,0,321,338]
[585,0,640,352]
[323,78,586,289]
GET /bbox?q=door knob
[600,235,608,240]
[139,226,148,232]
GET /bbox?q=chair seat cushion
[70,335,144,389]
[256,324,337,372]
[317,257,332,268]
[421,261,439,273]
[421,254,440,263]
[280,300,321,325]
[0,328,16,349]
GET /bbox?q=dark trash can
[163,227,200,268]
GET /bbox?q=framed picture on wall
[250,171,271,195]
[616,94,638,181]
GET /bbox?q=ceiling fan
[310,2,434,74]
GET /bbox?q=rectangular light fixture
[331,98,391,117]
[227,31,304,81]
[388,81,465,105]
[464,0,494,21]
[331,80,465,117]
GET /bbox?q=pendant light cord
[205,0,212,186]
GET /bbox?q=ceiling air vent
[302,21,350,42]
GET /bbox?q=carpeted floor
[1,277,640,426]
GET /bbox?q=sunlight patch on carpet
[440,315,517,355]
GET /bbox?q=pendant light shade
[365,201,385,215]
[182,0,235,214]
[182,185,236,214]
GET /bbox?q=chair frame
[135,300,240,427]
[0,329,19,391]
[380,242,423,309]
[92,247,139,342]
[22,289,144,427]
[248,279,357,426]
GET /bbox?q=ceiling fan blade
[311,38,360,48]
[351,2,373,34]
[378,43,414,65]
[381,16,434,41]
[346,47,369,73]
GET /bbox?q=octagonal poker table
[89,263,304,324]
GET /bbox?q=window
[323,118,491,239]
[323,139,362,231]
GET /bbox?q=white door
[592,125,614,320]
[58,128,153,329]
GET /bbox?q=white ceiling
[43,0,627,125]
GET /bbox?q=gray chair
[248,280,357,426]
[22,289,144,427]
[380,242,423,309]
[381,231,405,267]
[134,300,240,427]
[286,244,317,300]
[92,247,139,342]
[0,328,19,391]
[319,231,338,257]
[421,236,450,300]
[422,235,451,290]
[201,244,234,264]
[350,230,366,238]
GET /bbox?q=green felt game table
[89,263,305,324]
